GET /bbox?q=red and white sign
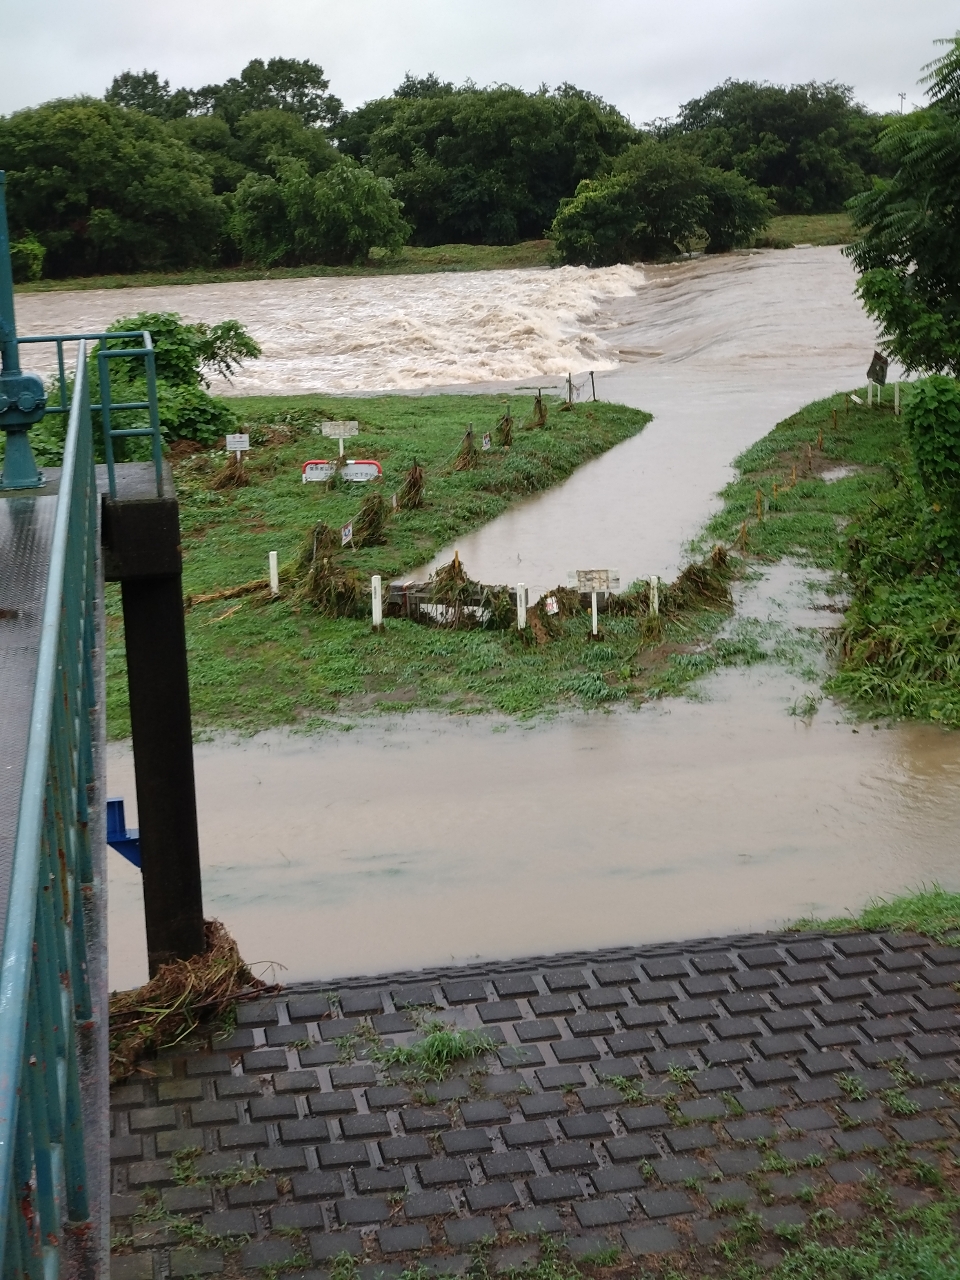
[301,459,383,484]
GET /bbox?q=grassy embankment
[15,214,852,295]
[795,886,960,941]
[705,385,960,727]
[107,393,676,738]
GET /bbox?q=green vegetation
[1,40,915,278]
[13,240,555,294]
[756,211,855,247]
[846,36,960,376]
[845,53,959,374]
[550,139,771,265]
[794,886,960,941]
[372,1021,494,1081]
[102,392,752,739]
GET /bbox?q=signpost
[341,521,353,547]
[371,575,383,631]
[571,569,620,638]
[321,420,360,457]
[225,432,250,463]
[302,458,383,483]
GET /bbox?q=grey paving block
[112,1257,157,1280]
[336,1197,391,1225]
[444,1217,496,1246]
[318,1018,361,1042]
[271,1203,326,1231]
[535,1066,584,1090]
[714,1149,763,1174]
[280,1118,332,1145]
[623,1225,681,1255]
[606,1031,654,1056]
[786,1107,836,1132]
[664,1125,716,1154]
[498,1045,544,1068]
[552,1039,601,1063]
[111,1135,143,1160]
[292,1171,343,1199]
[744,1061,798,1086]
[531,994,576,1016]
[354,1167,406,1194]
[797,1051,852,1076]
[202,1209,256,1239]
[227,1177,280,1206]
[244,1049,288,1072]
[560,1114,612,1140]
[405,1190,454,1217]
[574,1198,629,1227]
[592,1165,644,1192]
[840,1099,883,1123]
[257,1147,309,1171]
[724,1116,777,1142]
[341,1113,391,1139]
[478,1001,521,1023]
[379,1225,430,1254]
[582,987,628,1010]
[528,1173,583,1202]
[893,1115,952,1142]
[521,1093,568,1119]
[399,1109,450,1132]
[544,968,589,990]
[755,1034,808,1058]
[503,1120,552,1147]
[251,1096,299,1121]
[516,1018,561,1042]
[494,973,539,997]
[162,1185,214,1212]
[694,1067,741,1092]
[129,1107,177,1132]
[701,1042,752,1066]
[605,1134,659,1162]
[510,1206,565,1234]
[481,1151,535,1178]
[647,1050,698,1074]
[127,1160,175,1187]
[759,1204,807,1229]
[777,1136,831,1161]
[417,1158,471,1186]
[705,1180,755,1207]
[738,1088,790,1112]
[169,1249,224,1277]
[566,1236,623,1260]
[443,979,488,1003]
[158,1079,205,1102]
[833,1128,887,1153]
[543,1143,597,1171]
[620,1105,670,1131]
[391,984,437,1008]
[660,1024,709,1047]
[683,975,729,996]
[309,1092,357,1116]
[318,1141,370,1168]
[637,1189,694,1218]
[620,1006,667,1027]
[464,1182,518,1211]
[769,1172,822,1198]
[309,1231,363,1260]
[215,1075,262,1098]
[652,1156,710,1184]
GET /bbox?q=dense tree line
[0,56,894,278]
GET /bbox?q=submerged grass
[103,392,768,738]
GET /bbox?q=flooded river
[25,249,953,991]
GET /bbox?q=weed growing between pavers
[373,1020,495,1082]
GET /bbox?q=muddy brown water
[32,247,946,989]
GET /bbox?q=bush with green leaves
[846,37,960,375]
[230,158,409,266]
[102,311,260,447]
[550,140,769,264]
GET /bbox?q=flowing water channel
[20,250,959,991]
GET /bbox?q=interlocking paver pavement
[110,929,960,1275]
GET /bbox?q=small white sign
[341,521,353,546]
[574,569,620,593]
[340,460,382,482]
[391,492,398,511]
[482,433,492,451]
[302,460,336,483]
[226,433,250,453]
[322,421,359,439]
[544,595,559,616]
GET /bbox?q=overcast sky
[4,1,957,122]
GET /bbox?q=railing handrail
[16,330,163,499]
[0,342,95,1276]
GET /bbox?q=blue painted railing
[0,343,98,1279]
[18,332,164,499]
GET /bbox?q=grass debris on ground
[794,886,960,942]
[108,919,262,1082]
[102,391,779,738]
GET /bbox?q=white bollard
[649,575,659,617]
[517,583,527,630]
[371,575,383,630]
[591,591,598,637]
[268,551,279,596]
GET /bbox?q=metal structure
[0,344,98,1279]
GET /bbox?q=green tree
[0,98,223,276]
[338,84,637,244]
[194,58,341,129]
[550,140,769,265]
[104,311,261,446]
[845,37,960,375]
[105,70,192,120]
[229,158,409,266]
[672,79,883,212]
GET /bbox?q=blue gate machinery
[0,171,206,1278]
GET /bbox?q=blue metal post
[0,172,46,490]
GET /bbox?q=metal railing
[0,343,98,1279]
[17,332,163,499]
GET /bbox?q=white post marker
[895,382,900,415]
[867,381,873,407]
[322,420,360,458]
[371,575,383,630]
[591,591,599,637]
[268,551,279,596]
[649,575,659,616]
[517,583,527,630]
[226,432,250,464]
